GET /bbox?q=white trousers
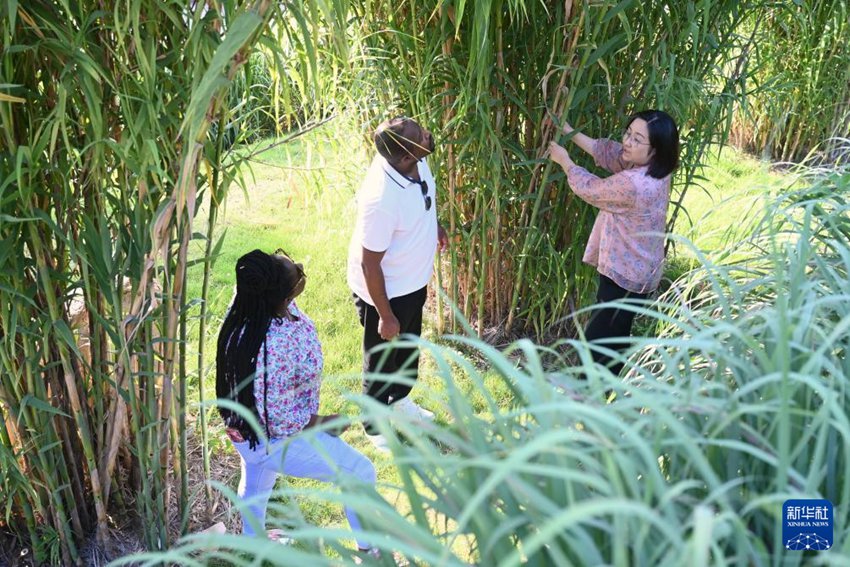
[232,431,376,549]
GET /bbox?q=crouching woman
[216,248,377,553]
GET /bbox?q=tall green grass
[0,1,348,563]
[120,161,850,566]
[731,2,850,162]
[344,0,769,337]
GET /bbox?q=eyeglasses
[274,248,306,288]
[622,129,650,146]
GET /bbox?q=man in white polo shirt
[347,116,448,451]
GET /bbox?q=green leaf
[19,395,70,419]
[181,10,264,140]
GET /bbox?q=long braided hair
[216,249,295,448]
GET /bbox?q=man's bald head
[374,117,433,165]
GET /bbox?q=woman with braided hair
[216,249,377,553]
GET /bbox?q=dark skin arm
[437,224,448,251]
[304,413,349,436]
[361,247,400,340]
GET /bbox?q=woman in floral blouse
[548,110,680,377]
[216,249,377,554]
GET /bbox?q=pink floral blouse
[253,301,323,438]
[566,138,671,293]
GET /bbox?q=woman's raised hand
[548,141,574,169]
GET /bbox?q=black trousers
[354,287,427,433]
[584,274,649,378]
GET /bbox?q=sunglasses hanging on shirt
[384,169,432,211]
[411,178,432,211]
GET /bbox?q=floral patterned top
[566,138,671,294]
[254,301,323,438]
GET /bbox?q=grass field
[673,144,792,253]
[184,124,792,552]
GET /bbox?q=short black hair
[626,110,679,179]
[374,117,418,163]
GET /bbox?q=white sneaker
[365,432,391,453]
[393,396,435,422]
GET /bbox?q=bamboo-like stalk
[26,223,109,546]
[195,104,230,519]
[356,0,773,336]
[442,9,457,334]
[0,0,344,561]
[731,2,850,162]
[504,34,582,332]
[177,265,189,535]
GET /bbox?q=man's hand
[437,224,449,252]
[378,312,401,340]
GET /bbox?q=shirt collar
[379,155,420,189]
